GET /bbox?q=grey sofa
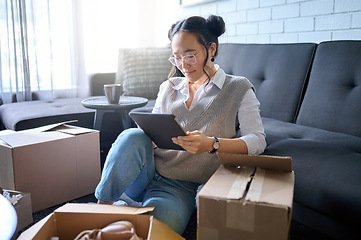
[91,41,361,239]
[215,41,361,240]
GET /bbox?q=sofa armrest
[89,73,116,96]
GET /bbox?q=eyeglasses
[168,53,200,66]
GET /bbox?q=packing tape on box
[246,168,266,202]
[226,167,254,199]
[225,167,257,232]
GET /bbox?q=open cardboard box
[0,122,101,212]
[17,203,185,240]
[198,154,294,240]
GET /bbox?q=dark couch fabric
[0,98,95,130]
[216,43,317,123]
[296,41,361,137]
[263,118,361,239]
[215,41,361,240]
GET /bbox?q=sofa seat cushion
[0,98,95,130]
[262,117,361,226]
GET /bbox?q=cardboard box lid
[20,120,79,133]
[199,166,254,200]
[0,129,16,136]
[0,121,98,148]
[56,203,155,215]
[245,168,294,207]
[199,165,294,208]
[217,153,293,172]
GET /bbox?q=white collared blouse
[152,65,266,155]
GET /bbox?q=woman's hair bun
[206,15,226,38]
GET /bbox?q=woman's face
[171,31,213,82]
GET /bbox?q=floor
[14,194,334,240]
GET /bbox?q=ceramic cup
[104,84,122,104]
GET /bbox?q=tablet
[128,112,187,150]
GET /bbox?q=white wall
[177,0,361,44]
[82,0,361,73]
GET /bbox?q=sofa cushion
[215,43,317,123]
[0,98,95,130]
[296,40,361,138]
[262,117,361,227]
[116,47,172,100]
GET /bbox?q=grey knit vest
[155,74,253,183]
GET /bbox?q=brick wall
[179,0,361,43]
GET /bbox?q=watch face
[214,141,220,149]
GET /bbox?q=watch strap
[208,137,219,154]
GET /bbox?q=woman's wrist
[206,137,214,152]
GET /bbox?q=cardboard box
[17,203,185,240]
[0,122,101,212]
[4,190,33,232]
[198,154,294,240]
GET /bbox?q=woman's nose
[180,59,191,68]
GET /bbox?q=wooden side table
[82,96,148,131]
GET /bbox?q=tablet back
[129,112,186,150]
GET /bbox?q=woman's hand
[172,130,214,154]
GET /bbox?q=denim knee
[114,128,151,147]
[95,127,155,203]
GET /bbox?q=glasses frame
[168,52,200,66]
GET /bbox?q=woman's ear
[209,42,217,57]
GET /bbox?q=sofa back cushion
[215,43,317,123]
[116,47,172,100]
[296,40,361,137]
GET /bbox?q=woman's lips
[183,70,195,76]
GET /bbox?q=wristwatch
[208,137,219,154]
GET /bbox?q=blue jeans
[95,128,200,235]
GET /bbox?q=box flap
[198,166,255,200]
[148,217,185,240]
[217,153,293,172]
[246,168,294,207]
[0,121,78,147]
[0,129,16,136]
[0,122,98,147]
[17,214,53,240]
[199,165,294,205]
[52,124,98,135]
[0,130,16,147]
[0,131,69,148]
[55,203,155,215]
[20,120,79,133]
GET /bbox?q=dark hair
[168,15,226,79]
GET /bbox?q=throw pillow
[116,47,172,99]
